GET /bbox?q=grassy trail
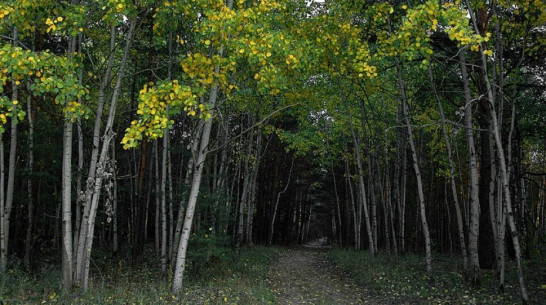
[267,247,379,304]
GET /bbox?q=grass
[0,241,279,304]
[327,248,545,304]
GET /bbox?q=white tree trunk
[61,119,74,289]
[459,51,481,280]
[1,54,18,272]
[396,58,431,273]
[74,20,135,290]
[172,81,219,294]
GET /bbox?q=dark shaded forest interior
[0,0,545,304]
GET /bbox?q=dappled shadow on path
[267,247,382,304]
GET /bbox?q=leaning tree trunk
[429,67,468,270]
[345,106,374,254]
[466,5,529,297]
[395,57,431,273]
[74,20,135,290]
[172,80,220,294]
[171,7,235,285]
[74,24,117,283]
[269,157,295,246]
[171,120,203,264]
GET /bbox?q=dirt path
[267,246,379,304]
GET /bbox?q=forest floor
[1,242,544,304]
[328,247,545,304]
[266,242,380,304]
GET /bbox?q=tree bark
[24,79,35,267]
[269,157,294,246]
[61,119,74,289]
[74,20,136,290]
[345,106,374,254]
[429,67,468,269]
[395,57,431,273]
[459,51,481,281]
[172,81,219,294]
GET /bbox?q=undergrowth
[0,239,278,304]
[328,248,545,304]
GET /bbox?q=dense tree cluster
[0,0,544,301]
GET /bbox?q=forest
[0,0,545,304]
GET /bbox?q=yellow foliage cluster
[0,6,13,19]
[181,53,218,86]
[0,44,88,132]
[122,80,204,149]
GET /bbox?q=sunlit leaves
[0,45,88,132]
[122,80,205,149]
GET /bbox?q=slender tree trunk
[429,67,468,269]
[398,124,407,254]
[346,108,374,254]
[0,135,5,272]
[172,81,220,294]
[61,119,74,289]
[343,151,358,249]
[112,142,119,254]
[1,29,19,273]
[459,51,481,283]
[24,79,35,267]
[368,154,378,254]
[171,8,235,286]
[171,121,203,264]
[324,122,343,246]
[74,24,117,282]
[167,136,174,263]
[466,7,529,296]
[160,131,168,273]
[235,126,253,248]
[74,20,136,290]
[246,132,261,247]
[395,57,431,273]
[269,157,295,245]
[154,141,160,254]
